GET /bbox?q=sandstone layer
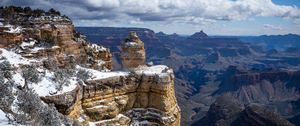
[120,32,146,70]
[42,66,181,126]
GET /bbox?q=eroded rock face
[192,95,294,126]
[0,29,23,48]
[120,32,146,70]
[42,66,181,126]
[0,16,112,70]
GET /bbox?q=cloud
[1,0,300,25]
[263,24,283,30]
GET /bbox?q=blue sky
[273,0,300,7]
[1,0,300,35]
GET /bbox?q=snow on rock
[135,65,172,75]
[30,70,57,97]
[123,42,142,48]
[4,25,22,34]
[89,44,107,52]
[31,70,78,97]
[80,66,128,80]
[52,46,60,49]
[59,78,78,95]
[95,59,106,66]
[29,16,70,22]
[0,109,12,126]
[0,49,36,66]
[12,73,25,87]
[30,47,46,53]
[133,120,154,125]
[88,114,129,126]
[20,40,37,48]
[125,42,138,46]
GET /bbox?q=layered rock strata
[120,32,146,70]
[0,7,180,126]
[42,32,180,125]
[0,15,112,70]
[42,66,181,126]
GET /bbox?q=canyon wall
[43,66,181,126]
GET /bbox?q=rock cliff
[42,32,180,125]
[0,7,180,126]
[0,7,112,70]
[43,65,181,126]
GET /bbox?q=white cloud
[2,0,300,21]
[263,24,283,30]
[2,0,300,26]
[85,0,120,8]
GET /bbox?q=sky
[1,0,300,35]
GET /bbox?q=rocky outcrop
[38,29,180,125]
[0,27,23,48]
[42,65,181,126]
[37,30,180,125]
[0,8,112,70]
[120,32,146,70]
[188,30,209,40]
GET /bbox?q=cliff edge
[0,6,180,126]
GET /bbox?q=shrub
[45,35,56,47]
[17,89,42,114]
[53,68,75,90]
[48,8,60,16]
[34,104,61,126]
[0,60,12,71]
[16,88,75,125]
[22,65,41,84]
[129,70,137,77]
[0,72,4,84]
[65,55,76,69]
[0,80,15,112]
[43,58,58,70]
[0,60,13,78]
[76,69,91,81]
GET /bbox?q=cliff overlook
[0,6,180,126]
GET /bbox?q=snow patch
[89,44,107,52]
[31,71,57,97]
[31,47,46,53]
[0,49,36,66]
[88,114,128,126]
[31,70,78,96]
[79,66,128,80]
[135,65,172,75]
[20,40,36,48]
[4,25,22,34]
[124,42,141,48]
[0,109,12,126]
[12,73,25,87]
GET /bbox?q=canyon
[1,6,300,126]
[77,27,300,126]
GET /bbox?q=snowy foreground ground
[0,109,11,126]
